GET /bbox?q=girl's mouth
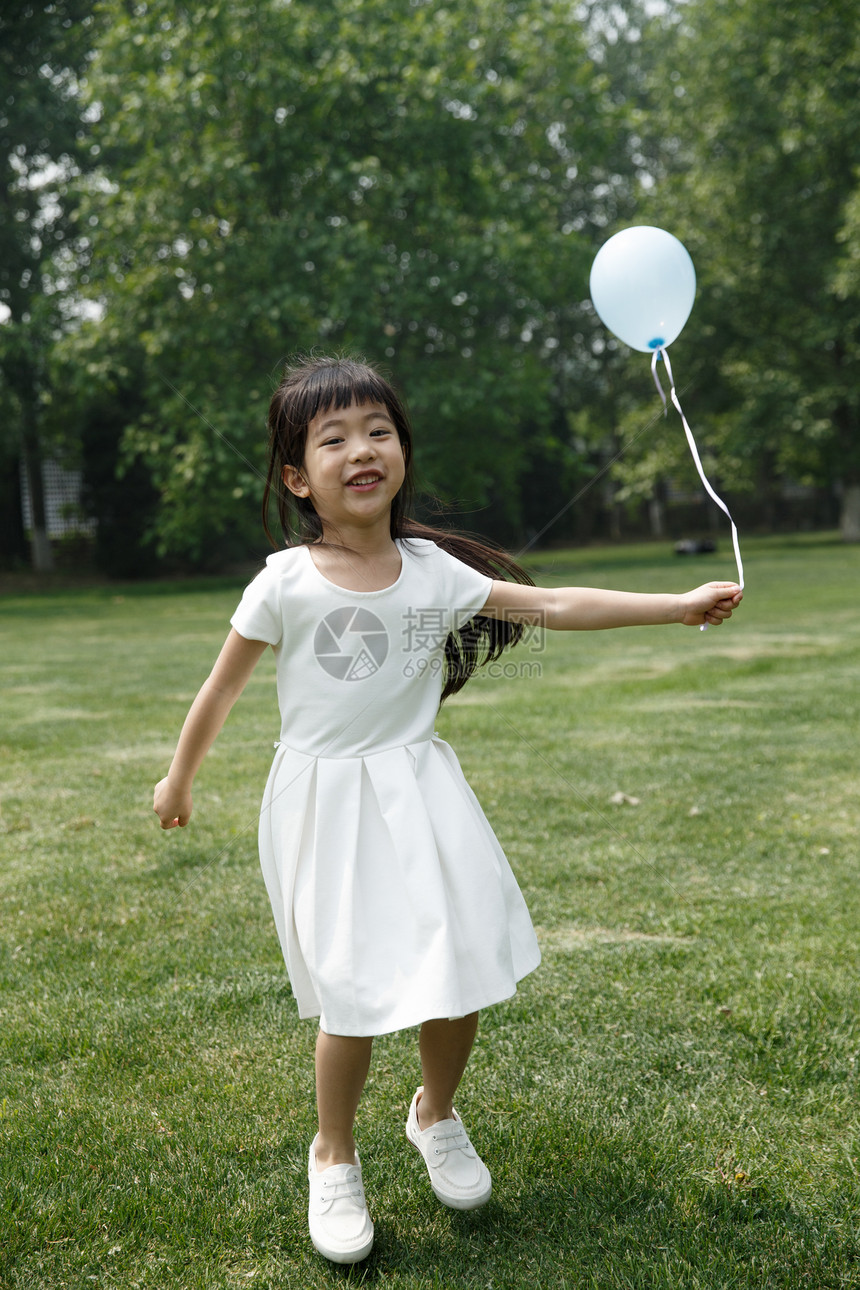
[347,473,383,491]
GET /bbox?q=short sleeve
[433,546,494,629]
[230,565,283,646]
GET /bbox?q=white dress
[230,537,541,1036]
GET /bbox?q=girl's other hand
[680,582,743,628]
[153,777,192,829]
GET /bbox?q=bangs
[264,354,415,547]
[287,359,405,431]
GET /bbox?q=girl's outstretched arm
[481,580,742,631]
[153,629,269,829]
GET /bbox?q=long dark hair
[262,354,535,701]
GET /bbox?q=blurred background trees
[3,0,858,575]
[0,0,97,570]
[642,0,860,543]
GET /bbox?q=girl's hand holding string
[153,776,193,829]
[482,578,743,632]
[678,582,743,628]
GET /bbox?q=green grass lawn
[1,533,858,1289]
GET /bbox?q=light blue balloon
[589,226,696,353]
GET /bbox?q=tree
[533,0,691,548]
[72,0,641,560]
[640,0,860,540]
[0,1,96,570]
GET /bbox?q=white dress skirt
[230,538,541,1037]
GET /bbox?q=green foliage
[0,1,95,321]
[639,0,860,516]
[7,0,860,566]
[0,2,102,569]
[72,0,639,556]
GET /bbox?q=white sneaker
[307,1135,374,1264]
[405,1087,492,1211]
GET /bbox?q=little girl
[154,355,741,1264]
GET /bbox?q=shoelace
[429,1124,470,1157]
[317,1170,364,1203]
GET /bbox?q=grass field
[1,533,858,1289]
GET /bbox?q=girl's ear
[282,464,310,498]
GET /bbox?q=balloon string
[654,347,744,630]
[651,349,669,416]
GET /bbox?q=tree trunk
[832,398,860,543]
[0,454,28,565]
[840,483,860,543]
[648,497,664,537]
[648,477,667,538]
[20,401,54,573]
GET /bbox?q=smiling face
[282,400,407,539]
[263,357,416,548]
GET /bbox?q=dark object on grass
[674,538,717,555]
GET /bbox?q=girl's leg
[416,1011,479,1129]
[314,1030,373,1168]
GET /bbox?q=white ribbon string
[651,347,744,629]
[651,348,669,416]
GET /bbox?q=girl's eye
[371,427,393,437]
